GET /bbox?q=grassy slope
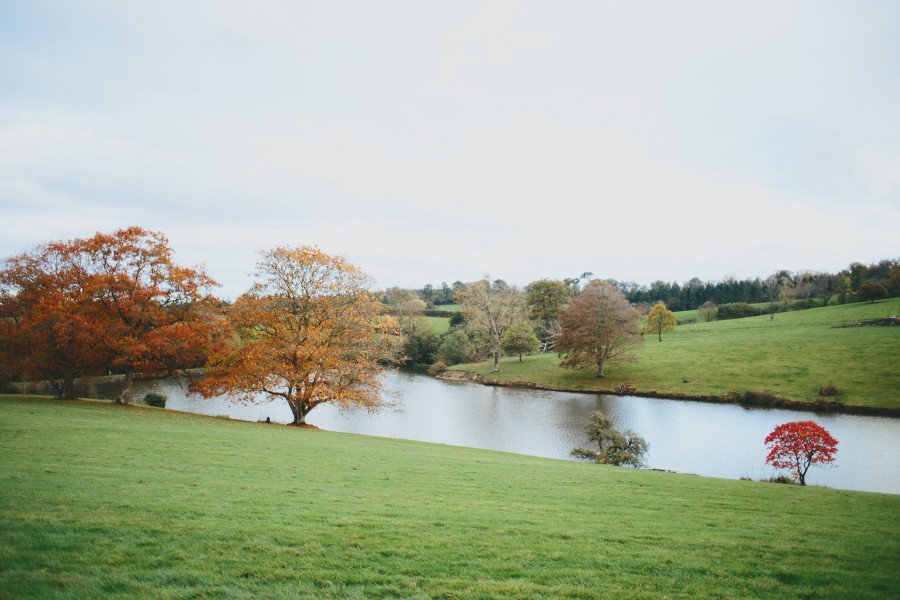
[1,396,898,599]
[452,299,900,410]
[421,316,451,335]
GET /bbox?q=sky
[1,1,898,299]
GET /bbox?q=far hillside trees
[858,280,889,303]
[556,281,642,378]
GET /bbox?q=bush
[403,330,442,366]
[427,361,447,376]
[144,392,167,408]
[727,390,779,406]
[716,303,763,321]
[762,475,797,485]
[819,384,841,397]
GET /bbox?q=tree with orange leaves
[192,245,399,426]
[0,241,108,398]
[0,227,222,402]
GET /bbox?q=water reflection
[83,371,900,495]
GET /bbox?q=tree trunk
[518,353,522,362]
[288,400,309,426]
[596,357,605,378]
[62,366,76,399]
[492,352,500,372]
[658,330,662,342]
[116,369,134,404]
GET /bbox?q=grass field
[452,299,900,411]
[421,315,451,334]
[1,396,897,599]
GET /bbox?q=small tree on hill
[858,280,889,303]
[698,301,718,322]
[500,321,541,361]
[571,411,648,467]
[643,302,677,341]
[764,421,838,486]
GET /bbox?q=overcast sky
[1,1,898,298]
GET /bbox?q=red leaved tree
[764,421,838,485]
[0,227,223,402]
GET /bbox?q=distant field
[421,316,451,334]
[1,396,897,599]
[432,303,463,312]
[453,299,900,411]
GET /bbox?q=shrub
[143,392,167,408]
[819,384,841,397]
[727,390,779,406]
[427,361,448,376]
[403,330,442,366]
[762,475,797,485]
[716,303,763,321]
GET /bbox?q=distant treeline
[412,259,899,312]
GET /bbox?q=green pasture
[421,316,451,335]
[453,299,900,411]
[1,396,897,599]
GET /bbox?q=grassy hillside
[1,396,898,599]
[452,299,900,411]
[421,315,451,334]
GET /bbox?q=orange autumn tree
[0,227,222,402]
[192,245,398,426]
[0,241,108,398]
[73,227,222,403]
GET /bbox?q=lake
[100,370,899,495]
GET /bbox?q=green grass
[453,299,900,411]
[421,315,451,334]
[432,303,463,312]
[1,396,898,598]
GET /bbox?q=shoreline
[439,370,900,418]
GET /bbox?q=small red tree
[764,421,838,485]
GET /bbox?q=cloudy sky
[2,1,898,298]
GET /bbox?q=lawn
[452,299,900,411]
[1,396,898,598]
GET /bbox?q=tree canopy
[764,421,838,486]
[455,278,525,373]
[643,302,677,341]
[556,281,642,378]
[0,227,221,401]
[192,246,398,426]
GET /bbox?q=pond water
[90,371,899,495]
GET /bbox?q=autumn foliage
[556,281,642,378]
[764,420,838,485]
[0,227,221,401]
[643,302,677,341]
[192,246,398,425]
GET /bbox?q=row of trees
[412,260,899,314]
[0,229,400,426]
